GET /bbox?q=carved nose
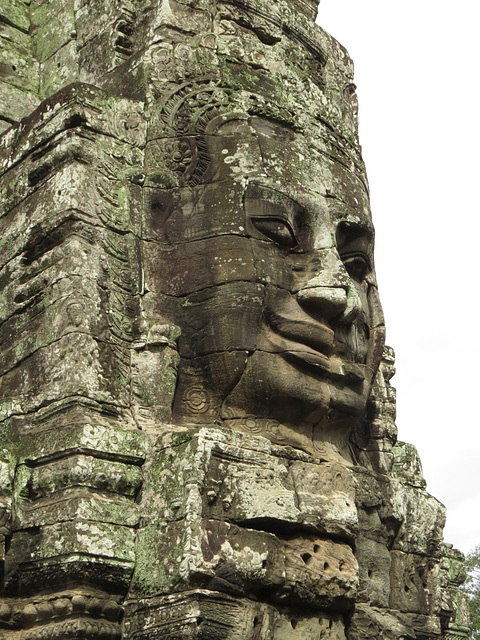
[297,285,348,321]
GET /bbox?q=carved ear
[351,345,398,474]
[342,82,359,135]
[366,283,386,383]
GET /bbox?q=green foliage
[464,546,480,639]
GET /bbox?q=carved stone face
[148,114,382,451]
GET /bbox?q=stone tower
[0,0,470,638]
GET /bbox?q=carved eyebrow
[244,182,305,220]
[335,221,373,254]
[325,191,374,236]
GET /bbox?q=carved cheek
[250,239,296,290]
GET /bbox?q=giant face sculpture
[145,111,384,456]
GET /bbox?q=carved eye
[251,217,298,248]
[342,253,371,282]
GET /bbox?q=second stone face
[129,427,359,615]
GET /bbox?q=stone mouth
[266,312,336,356]
[263,308,366,387]
[283,349,365,385]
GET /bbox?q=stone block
[389,551,446,617]
[353,468,403,546]
[171,281,265,357]
[15,421,146,466]
[124,591,347,639]
[392,485,446,557]
[0,0,30,32]
[280,535,358,610]
[355,536,391,608]
[393,442,427,488]
[31,0,76,64]
[142,234,256,296]
[130,427,358,613]
[347,604,415,640]
[40,40,79,99]
[13,454,142,529]
[289,460,357,541]
[0,82,39,126]
[0,331,127,418]
[131,342,180,424]
[0,119,10,134]
[5,520,136,593]
[0,28,39,94]
[143,181,246,244]
[0,165,99,268]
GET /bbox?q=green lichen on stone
[31,0,76,64]
[0,0,30,33]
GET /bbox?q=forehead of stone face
[202,114,265,184]
[324,160,373,234]
[204,114,372,234]
[204,115,320,194]
[250,119,371,217]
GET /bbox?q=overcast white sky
[317,0,480,556]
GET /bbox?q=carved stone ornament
[0,0,469,638]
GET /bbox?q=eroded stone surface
[0,0,468,638]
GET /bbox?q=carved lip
[285,350,365,385]
[266,313,335,354]
[266,313,364,385]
